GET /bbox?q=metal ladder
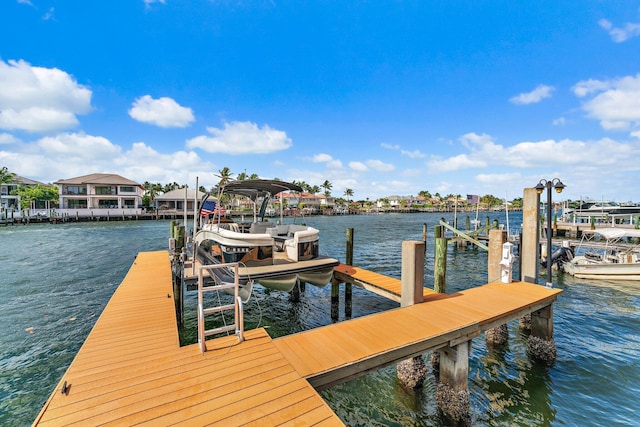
[197,262,245,353]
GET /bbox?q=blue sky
[1,1,640,202]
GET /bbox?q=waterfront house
[155,188,205,212]
[54,173,144,216]
[0,175,48,210]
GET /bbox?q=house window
[98,199,118,208]
[120,186,136,193]
[67,199,87,209]
[95,186,116,195]
[64,185,87,195]
[123,199,135,208]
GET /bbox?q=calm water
[1,214,638,426]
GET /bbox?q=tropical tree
[321,180,332,196]
[481,194,503,208]
[344,189,354,210]
[143,181,162,207]
[249,173,259,180]
[236,171,247,181]
[215,167,234,187]
[418,190,432,199]
[309,185,320,195]
[11,184,59,209]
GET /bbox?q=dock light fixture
[536,178,565,288]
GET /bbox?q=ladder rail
[197,262,245,352]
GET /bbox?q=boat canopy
[220,179,303,201]
[586,228,640,239]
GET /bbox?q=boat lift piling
[331,227,355,321]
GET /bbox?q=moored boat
[193,179,339,295]
[562,228,640,280]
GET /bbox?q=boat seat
[249,222,274,234]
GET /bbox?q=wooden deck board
[36,253,560,426]
[275,273,561,389]
[34,251,342,427]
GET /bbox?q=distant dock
[35,249,561,425]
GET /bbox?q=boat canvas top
[582,228,640,240]
[219,179,303,201]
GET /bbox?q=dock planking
[34,251,341,426]
[274,278,561,390]
[35,251,561,426]
[333,262,437,302]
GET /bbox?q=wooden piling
[330,278,340,322]
[345,228,354,319]
[487,229,507,283]
[434,225,447,293]
[397,241,427,389]
[401,241,425,307]
[486,230,510,346]
[520,188,540,284]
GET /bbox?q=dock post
[397,241,427,389]
[345,228,354,319]
[528,305,557,365]
[436,341,471,424]
[434,225,447,293]
[331,278,340,322]
[485,229,509,346]
[487,229,508,283]
[520,188,540,285]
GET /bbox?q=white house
[54,173,144,215]
[0,175,47,210]
[155,188,206,211]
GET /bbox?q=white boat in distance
[194,179,339,296]
[563,228,640,280]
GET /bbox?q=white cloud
[381,142,425,158]
[599,18,640,43]
[573,74,640,130]
[37,132,121,159]
[400,149,426,159]
[0,59,92,132]
[186,121,292,154]
[1,132,213,187]
[552,117,566,126]
[349,161,368,171]
[311,153,333,163]
[381,143,400,150]
[365,159,394,172]
[510,84,555,105]
[0,133,20,144]
[128,95,194,128]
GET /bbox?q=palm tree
[309,185,320,195]
[1,167,16,211]
[321,180,332,196]
[344,188,354,211]
[215,167,234,187]
[344,188,354,201]
[236,171,247,181]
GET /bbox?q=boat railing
[197,262,244,353]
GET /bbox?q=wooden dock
[35,251,561,426]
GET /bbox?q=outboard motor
[541,245,574,270]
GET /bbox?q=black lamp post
[535,178,565,287]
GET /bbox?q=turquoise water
[1,214,639,426]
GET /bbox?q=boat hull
[564,256,640,280]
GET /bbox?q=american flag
[466,194,479,205]
[201,200,217,216]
